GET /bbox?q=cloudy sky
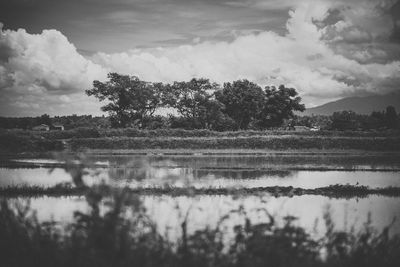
[0,0,400,116]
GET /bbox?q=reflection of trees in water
[105,160,294,184]
[195,170,293,179]
[89,154,400,171]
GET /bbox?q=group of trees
[0,114,110,130]
[3,73,398,132]
[293,106,400,131]
[86,73,305,130]
[330,106,399,130]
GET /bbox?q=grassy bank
[70,136,400,151]
[2,128,400,153]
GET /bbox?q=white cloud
[91,0,400,106]
[0,24,107,116]
[0,26,107,93]
[0,0,399,116]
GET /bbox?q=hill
[303,93,400,115]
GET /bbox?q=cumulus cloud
[91,0,400,105]
[0,23,107,116]
[0,0,399,116]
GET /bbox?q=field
[1,129,400,266]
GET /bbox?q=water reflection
[1,166,399,189]
[6,153,400,170]
[10,194,400,238]
[93,153,400,169]
[0,167,109,188]
[2,153,400,246]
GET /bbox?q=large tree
[86,73,161,128]
[215,80,265,129]
[164,78,224,129]
[258,85,305,128]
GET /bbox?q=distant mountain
[303,93,400,116]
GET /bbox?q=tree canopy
[86,72,306,129]
[258,85,305,128]
[86,73,161,128]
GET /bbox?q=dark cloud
[0,0,289,53]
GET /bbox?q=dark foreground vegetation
[1,185,400,267]
[1,152,400,267]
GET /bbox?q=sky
[0,0,400,116]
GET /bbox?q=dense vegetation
[0,130,64,153]
[1,107,399,133]
[0,114,110,130]
[1,186,399,267]
[294,106,400,131]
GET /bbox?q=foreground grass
[1,187,400,267]
[2,184,400,198]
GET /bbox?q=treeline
[0,114,110,130]
[85,73,305,130]
[1,72,399,132]
[293,106,400,130]
[1,108,399,132]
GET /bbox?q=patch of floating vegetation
[1,184,400,198]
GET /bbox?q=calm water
[1,153,400,238]
[1,167,399,189]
